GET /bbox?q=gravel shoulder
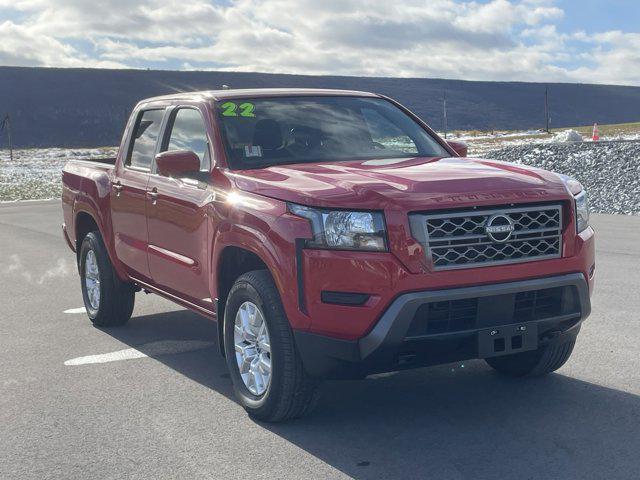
[481,141,640,215]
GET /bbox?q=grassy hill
[1,66,639,148]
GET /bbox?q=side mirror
[447,140,468,157]
[155,151,200,177]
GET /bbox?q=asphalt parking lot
[1,200,639,480]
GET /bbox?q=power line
[443,90,448,139]
[0,114,13,161]
[544,86,550,133]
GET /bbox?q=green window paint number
[220,101,256,118]
[239,102,255,117]
[221,101,237,117]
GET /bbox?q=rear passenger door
[111,108,165,280]
[146,106,214,310]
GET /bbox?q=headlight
[288,204,387,251]
[574,190,589,233]
[557,174,590,233]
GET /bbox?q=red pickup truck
[62,88,595,422]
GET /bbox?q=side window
[361,108,419,154]
[127,109,165,170]
[165,108,210,171]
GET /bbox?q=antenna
[1,114,13,162]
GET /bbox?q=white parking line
[367,371,399,380]
[64,307,86,314]
[64,340,215,366]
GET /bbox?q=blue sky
[557,0,637,33]
[0,0,638,85]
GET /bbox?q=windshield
[216,96,449,169]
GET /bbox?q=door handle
[112,181,123,197]
[147,188,159,205]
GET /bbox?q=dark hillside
[1,66,639,148]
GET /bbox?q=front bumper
[294,273,590,378]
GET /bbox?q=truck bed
[62,157,117,203]
[74,156,117,165]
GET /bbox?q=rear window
[127,109,164,170]
[216,96,448,169]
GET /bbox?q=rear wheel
[224,270,319,422]
[485,337,577,377]
[79,231,135,327]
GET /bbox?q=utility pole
[544,86,550,133]
[1,114,13,161]
[443,90,448,139]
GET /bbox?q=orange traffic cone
[592,123,600,142]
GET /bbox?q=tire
[485,337,577,377]
[79,231,135,327]
[224,270,319,422]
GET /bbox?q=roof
[141,88,380,104]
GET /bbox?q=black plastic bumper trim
[359,272,590,360]
[295,238,307,314]
[293,273,590,378]
[321,291,371,306]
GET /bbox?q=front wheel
[79,231,135,327]
[224,270,319,422]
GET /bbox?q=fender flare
[210,221,295,357]
[72,194,128,281]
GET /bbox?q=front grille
[410,204,563,270]
[406,286,576,338]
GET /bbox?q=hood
[229,156,570,211]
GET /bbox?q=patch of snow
[553,130,584,143]
[0,147,117,201]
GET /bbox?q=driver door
[146,106,214,310]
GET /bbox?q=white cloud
[565,31,640,86]
[0,0,638,85]
[0,20,125,68]
[454,0,563,34]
